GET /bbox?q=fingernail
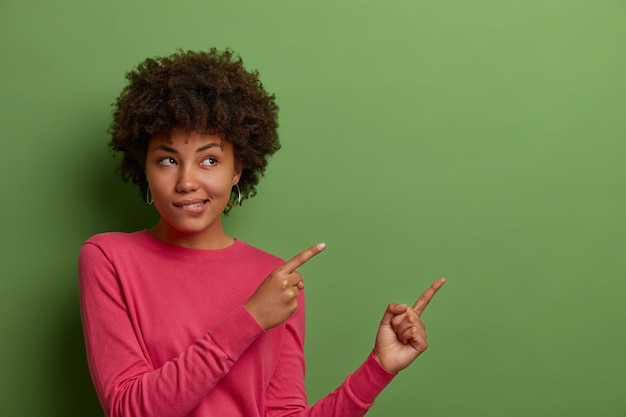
[317,243,326,251]
[397,304,407,309]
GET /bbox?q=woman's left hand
[373,278,446,373]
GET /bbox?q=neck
[149,220,235,250]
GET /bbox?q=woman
[79,48,445,417]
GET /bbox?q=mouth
[173,199,209,209]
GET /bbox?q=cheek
[145,172,176,204]
[207,176,236,196]
[145,171,164,192]
[145,164,158,182]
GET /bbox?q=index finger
[282,243,327,273]
[413,278,446,315]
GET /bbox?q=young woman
[78,48,445,417]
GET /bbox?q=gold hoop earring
[228,184,241,208]
[146,187,153,205]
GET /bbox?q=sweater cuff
[208,304,265,360]
[348,351,397,403]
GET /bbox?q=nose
[175,165,199,193]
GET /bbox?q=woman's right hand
[373,278,446,373]
[244,243,326,330]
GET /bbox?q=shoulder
[79,230,150,264]
[82,230,146,251]
[234,240,284,269]
[78,230,161,283]
[224,241,284,283]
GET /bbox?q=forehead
[148,130,228,150]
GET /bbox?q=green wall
[1,1,625,416]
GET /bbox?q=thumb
[380,303,409,326]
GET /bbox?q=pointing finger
[413,278,446,315]
[282,243,327,273]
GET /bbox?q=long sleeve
[265,293,396,417]
[79,241,266,417]
[78,231,396,417]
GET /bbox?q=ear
[232,165,242,185]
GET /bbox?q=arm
[261,267,444,417]
[264,297,396,417]
[79,242,264,417]
[239,243,395,416]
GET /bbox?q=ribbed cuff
[348,351,397,403]
[208,304,265,360]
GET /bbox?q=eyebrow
[155,143,221,154]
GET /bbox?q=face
[145,130,241,248]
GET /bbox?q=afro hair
[108,48,280,211]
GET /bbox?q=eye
[201,157,217,167]
[158,157,176,166]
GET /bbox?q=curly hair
[108,48,280,211]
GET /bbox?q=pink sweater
[79,230,395,417]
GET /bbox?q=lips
[173,199,209,209]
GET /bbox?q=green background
[1,1,625,416]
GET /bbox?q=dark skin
[244,243,446,374]
[143,130,445,375]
